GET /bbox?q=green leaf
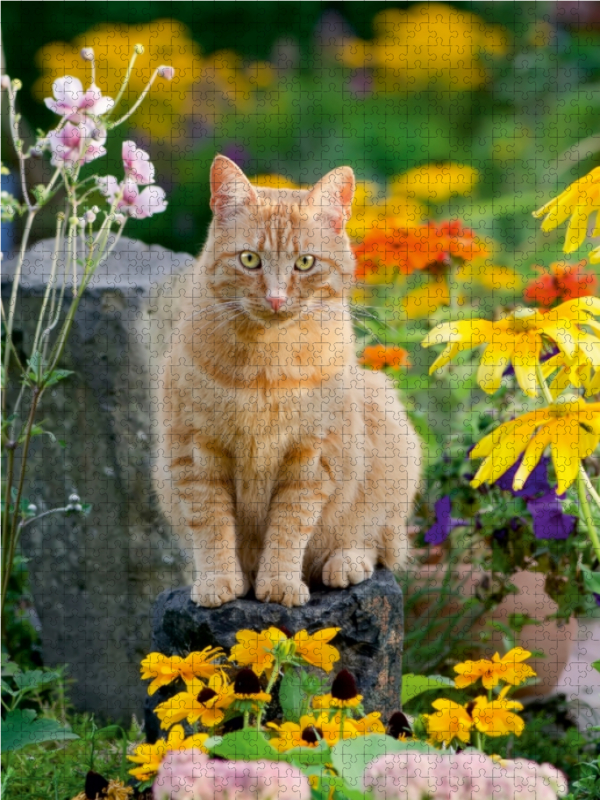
[43,369,74,388]
[582,567,600,595]
[330,735,438,790]
[13,669,61,692]
[592,660,600,674]
[210,730,277,761]
[401,673,455,706]
[279,669,303,724]
[280,740,331,768]
[1,709,79,752]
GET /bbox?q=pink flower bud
[80,48,95,62]
[157,66,175,81]
[84,209,97,223]
[1,75,11,90]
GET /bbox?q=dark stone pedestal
[145,569,403,742]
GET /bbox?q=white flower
[98,176,167,219]
[122,141,155,185]
[44,76,114,119]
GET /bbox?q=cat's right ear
[210,155,258,222]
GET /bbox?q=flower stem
[107,49,140,119]
[578,466,600,566]
[255,660,279,731]
[109,68,160,128]
[243,710,250,729]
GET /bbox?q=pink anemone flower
[97,176,167,219]
[48,118,107,167]
[122,141,155,185]
[44,76,114,118]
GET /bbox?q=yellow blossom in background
[454,648,536,690]
[423,698,473,745]
[471,687,526,738]
[127,724,208,781]
[349,712,386,735]
[72,780,132,800]
[390,163,480,203]
[154,673,235,729]
[402,281,452,319]
[533,166,600,257]
[470,394,600,495]
[268,711,355,750]
[340,4,508,92]
[34,20,202,139]
[347,180,427,241]
[34,21,275,140]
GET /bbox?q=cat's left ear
[305,166,355,234]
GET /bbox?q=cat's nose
[266,295,286,311]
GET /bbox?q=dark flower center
[85,770,109,799]
[234,668,261,695]
[197,687,218,704]
[465,701,476,718]
[386,711,412,739]
[301,726,323,744]
[276,625,292,637]
[222,715,245,734]
[331,669,358,701]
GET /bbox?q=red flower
[523,261,598,308]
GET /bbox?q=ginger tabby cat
[155,155,421,608]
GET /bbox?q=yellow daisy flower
[313,669,363,710]
[422,297,600,398]
[229,628,288,676]
[154,673,234,729]
[348,712,386,735]
[454,647,536,690]
[232,667,272,705]
[127,724,208,781]
[423,699,473,746]
[292,628,341,673]
[471,687,525,738]
[470,394,600,495]
[268,711,354,751]
[140,647,225,695]
[533,166,600,254]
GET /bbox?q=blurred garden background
[3,3,600,798]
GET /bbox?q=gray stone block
[2,236,194,722]
[144,568,403,742]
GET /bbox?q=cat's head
[202,155,356,325]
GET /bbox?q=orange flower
[354,220,488,281]
[359,345,411,370]
[524,261,598,308]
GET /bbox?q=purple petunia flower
[527,492,577,540]
[424,496,468,545]
[496,455,551,499]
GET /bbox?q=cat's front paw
[255,573,310,607]
[191,572,249,608]
[322,550,375,589]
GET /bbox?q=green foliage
[1,709,78,753]
[565,755,600,800]
[401,674,455,707]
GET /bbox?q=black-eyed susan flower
[268,711,353,751]
[127,724,208,782]
[313,669,363,710]
[154,673,234,729]
[422,698,474,746]
[232,667,272,704]
[349,711,386,736]
[423,298,600,398]
[229,626,341,675]
[229,628,287,676]
[140,646,225,695]
[470,394,600,495]
[471,687,526,737]
[454,647,536,690]
[71,771,133,800]
[533,166,600,255]
[291,628,341,673]
[385,711,412,739]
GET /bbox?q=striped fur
[155,156,421,607]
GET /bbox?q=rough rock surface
[2,237,193,721]
[145,569,403,742]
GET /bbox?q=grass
[2,714,142,800]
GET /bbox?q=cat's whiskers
[187,300,241,325]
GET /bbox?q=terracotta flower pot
[406,563,576,697]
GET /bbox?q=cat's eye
[239,251,261,270]
[295,254,315,272]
